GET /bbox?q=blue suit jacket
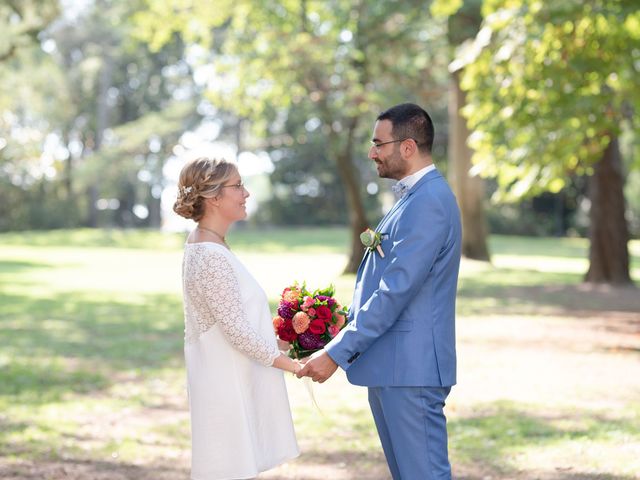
[326,169,461,387]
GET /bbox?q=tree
[0,0,59,62]
[256,103,381,226]
[0,0,199,231]
[457,0,639,284]
[45,0,199,228]
[433,0,491,261]
[136,0,450,272]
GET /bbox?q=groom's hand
[296,350,338,383]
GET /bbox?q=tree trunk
[62,131,73,199]
[86,48,113,227]
[336,150,369,274]
[148,191,162,227]
[327,119,368,274]
[448,70,490,261]
[86,185,99,228]
[585,136,632,285]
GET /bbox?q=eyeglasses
[221,182,245,191]
[370,138,417,152]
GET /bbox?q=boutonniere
[360,228,385,258]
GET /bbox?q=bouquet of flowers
[273,283,347,359]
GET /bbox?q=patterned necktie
[391,181,409,199]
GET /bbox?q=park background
[1,1,639,479]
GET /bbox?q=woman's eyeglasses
[221,182,245,191]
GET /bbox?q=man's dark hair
[377,103,434,154]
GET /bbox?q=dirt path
[2,290,638,480]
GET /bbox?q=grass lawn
[0,228,639,480]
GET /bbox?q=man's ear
[401,138,417,159]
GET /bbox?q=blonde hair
[173,158,238,221]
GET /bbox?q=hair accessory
[181,185,193,195]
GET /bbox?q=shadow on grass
[489,235,590,259]
[450,401,640,480]
[0,458,189,480]
[458,268,640,317]
[0,228,186,250]
[0,227,351,253]
[0,290,184,404]
[0,259,56,274]
[0,361,109,399]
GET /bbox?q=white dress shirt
[394,164,436,198]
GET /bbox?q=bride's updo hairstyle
[173,157,238,221]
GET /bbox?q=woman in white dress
[173,157,300,480]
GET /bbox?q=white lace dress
[181,242,299,480]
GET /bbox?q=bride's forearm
[272,353,300,375]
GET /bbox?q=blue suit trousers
[368,386,452,480]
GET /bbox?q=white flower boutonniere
[360,228,385,258]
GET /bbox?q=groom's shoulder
[413,172,454,201]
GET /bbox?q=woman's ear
[205,196,219,208]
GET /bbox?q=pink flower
[307,307,316,318]
[292,311,311,334]
[334,312,346,328]
[301,296,315,311]
[328,324,340,337]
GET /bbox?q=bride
[173,157,300,480]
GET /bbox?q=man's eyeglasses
[370,138,417,152]
[221,182,245,191]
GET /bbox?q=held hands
[296,350,338,383]
[291,359,303,376]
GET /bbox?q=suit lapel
[376,169,441,232]
[376,194,408,233]
[356,169,442,277]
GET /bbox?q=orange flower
[272,315,285,331]
[292,311,311,334]
[282,288,301,307]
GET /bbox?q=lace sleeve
[195,249,280,366]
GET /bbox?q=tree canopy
[453,0,639,201]
[135,0,450,271]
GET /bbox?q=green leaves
[431,0,464,18]
[0,0,60,62]
[457,0,640,201]
[133,0,449,142]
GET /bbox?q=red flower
[277,319,297,342]
[315,305,332,322]
[308,318,326,335]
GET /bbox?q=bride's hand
[277,339,290,352]
[292,359,304,376]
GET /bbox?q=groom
[297,103,462,479]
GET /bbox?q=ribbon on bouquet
[302,376,323,414]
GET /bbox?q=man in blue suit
[298,103,461,479]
